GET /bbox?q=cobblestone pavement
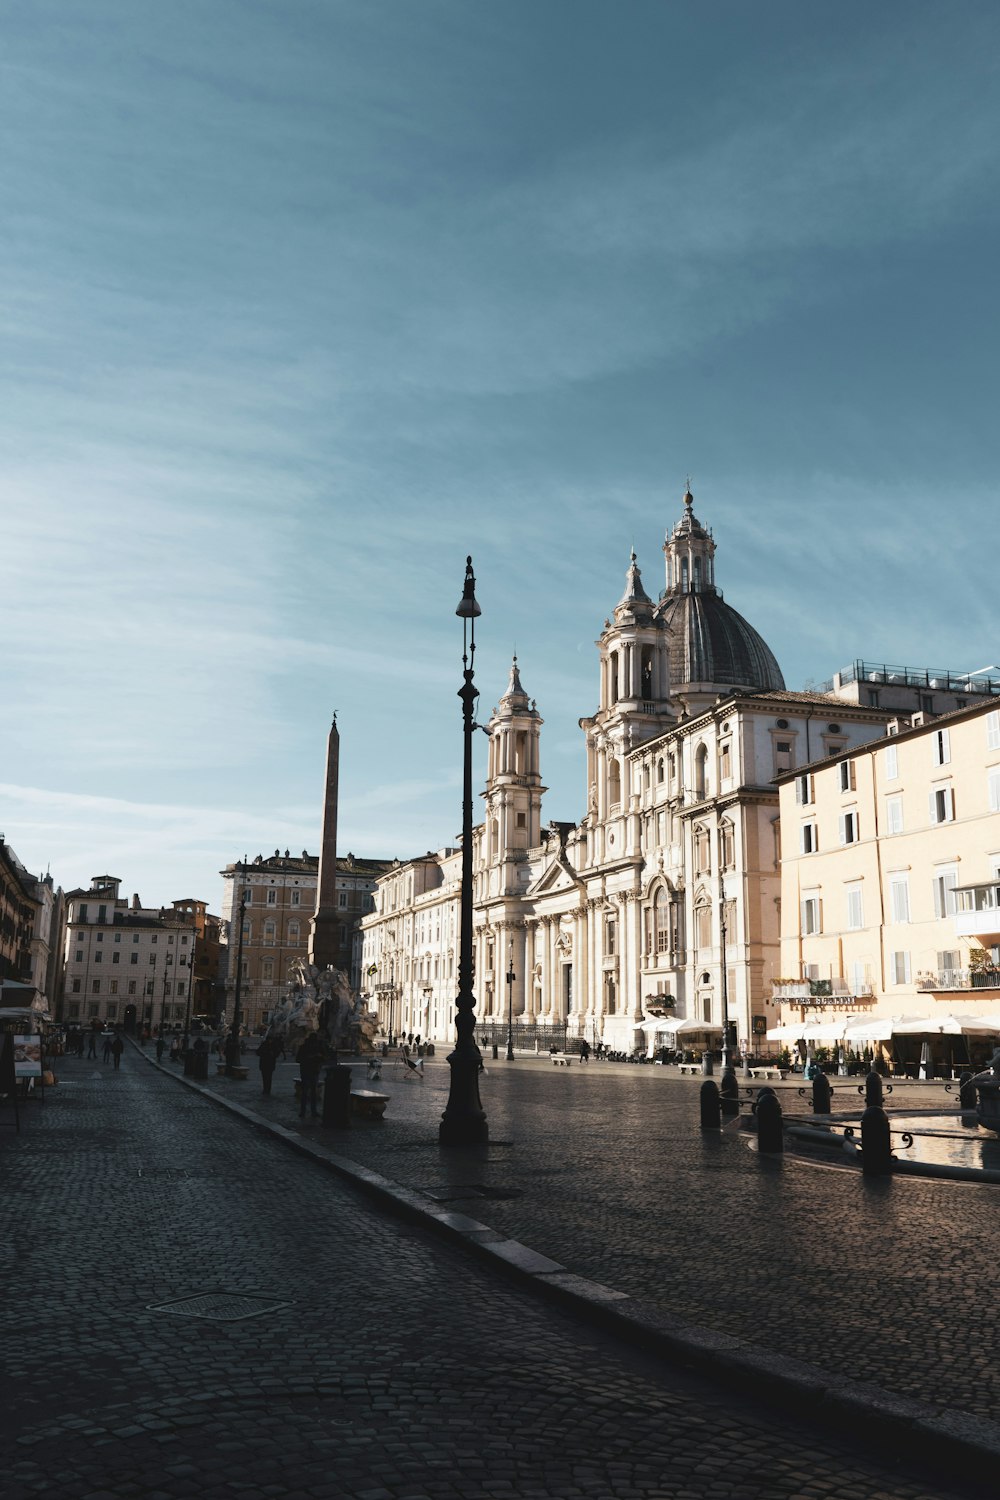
[1,1051,990,1500]
[187,1051,998,1429]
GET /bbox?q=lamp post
[182,932,194,1051]
[225,859,249,1078]
[158,963,170,1048]
[505,950,515,1060]
[440,555,488,1145]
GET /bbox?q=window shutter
[929,791,938,824]
[839,814,847,845]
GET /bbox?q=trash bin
[701,1051,714,1076]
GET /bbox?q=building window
[112,951,120,964]
[933,870,958,920]
[654,889,669,953]
[79,903,89,921]
[718,820,735,870]
[176,982,185,997]
[264,920,276,942]
[719,742,732,780]
[892,951,912,984]
[94,950,103,963]
[884,743,898,780]
[695,902,712,949]
[128,980,137,995]
[656,757,665,784]
[933,728,951,766]
[695,745,709,799]
[109,980,119,995]
[839,810,859,845]
[929,786,955,824]
[92,979,101,994]
[890,875,911,924]
[605,917,616,956]
[987,710,1000,751]
[846,886,864,930]
[694,824,711,873]
[149,953,156,965]
[114,933,121,943]
[291,890,301,907]
[130,952,138,965]
[145,980,154,996]
[68,1002,80,1019]
[151,935,157,944]
[801,893,822,936]
[133,934,140,943]
[72,978,82,994]
[795,773,814,805]
[267,888,277,906]
[800,822,818,855]
[774,739,793,773]
[886,797,904,835]
[88,1003,99,1018]
[988,769,1000,813]
[75,950,83,963]
[839,761,855,793]
[338,893,348,908]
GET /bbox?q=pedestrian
[111,1032,124,1071]
[579,1038,591,1063]
[87,1028,99,1060]
[102,1032,113,1064]
[169,1036,181,1065]
[155,1033,165,1062]
[258,1037,277,1096]
[297,1031,325,1119]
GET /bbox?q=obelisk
[310,714,340,972]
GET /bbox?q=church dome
[657,589,785,692]
[657,487,785,693]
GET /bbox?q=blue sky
[3,0,998,910]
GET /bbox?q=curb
[137,1043,1000,1485]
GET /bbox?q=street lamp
[440,555,488,1145]
[225,858,249,1079]
[505,950,515,1061]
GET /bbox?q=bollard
[863,1068,883,1108]
[492,1042,499,1061]
[701,1051,714,1077]
[959,1070,977,1110]
[755,1089,783,1154]
[700,1079,721,1129]
[812,1070,832,1114]
[321,1063,352,1128]
[860,1104,893,1176]
[720,1066,740,1118]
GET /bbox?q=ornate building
[362,489,896,1052]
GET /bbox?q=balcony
[954,882,1000,942]
[772,978,873,1005]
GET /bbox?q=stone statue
[267,959,377,1055]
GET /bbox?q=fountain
[972,1046,1000,1135]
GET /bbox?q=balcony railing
[819,660,1000,696]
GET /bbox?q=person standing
[297,1031,325,1119]
[102,1032,113,1064]
[87,1027,99,1060]
[155,1033,166,1062]
[111,1032,124,1071]
[258,1037,278,1096]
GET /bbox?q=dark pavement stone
[0,1049,991,1500]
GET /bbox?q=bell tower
[482,656,545,894]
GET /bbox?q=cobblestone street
[2,1049,995,1499]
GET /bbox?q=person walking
[111,1032,124,1071]
[258,1036,278,1096]
[87,1027,99,1060]
[169,1036,181,1065]
[155,1033,166,1062]
[579,1038,591,1063]
[102,1032,113,1064]
[297,1031,325,1119]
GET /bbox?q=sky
[3,0,999,911]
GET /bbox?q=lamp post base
[439,1044,489,1146]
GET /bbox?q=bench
[677,1063,701,1076]
[350,1089,389,1120]
[749,1066,784,1081]
[551,1054,573,1067]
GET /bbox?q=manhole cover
[147,1293,289,1322]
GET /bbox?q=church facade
[360,490,892,1052]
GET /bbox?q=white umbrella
[890,1013,1000,1036]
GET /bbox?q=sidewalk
[153,1045,1000,1476]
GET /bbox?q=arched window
[695,744,709,799]
[694,823,711,873]
[695,901,712,950]
[657,757,665,784]
[610,653,619,703]
[693,557,702,592]
[681,557,689,592]
[605,973,617,1015]
[655,888,670,954]
[608,759,621,807]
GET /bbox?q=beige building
[61,876,202,1032]
[774,693,1000,1057]
[220,849,394,1031]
